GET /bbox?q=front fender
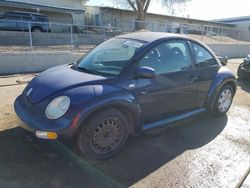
[69,85,142,136]
[205,67,236,109]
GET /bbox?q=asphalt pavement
[0,59,249,188]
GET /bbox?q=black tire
[31,27,42,32]
[211,84,234,116]
[77,108,129,160]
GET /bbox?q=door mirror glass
[135,66,156,79]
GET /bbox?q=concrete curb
[0,52,82,75]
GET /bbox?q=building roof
[117,31,194,43]
[0,0,85,13]
[86,5,236,28]
[215,16,250,23]
[5,11,44,16]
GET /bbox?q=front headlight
[45,96,70,119]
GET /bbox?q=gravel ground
[0,59,249,188]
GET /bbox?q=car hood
[26,64,115,103]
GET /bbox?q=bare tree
[83,0,190,30]
[126,0,189,30]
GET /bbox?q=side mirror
[135,66,156,79]
[217,56,228,66]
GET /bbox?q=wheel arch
[205,78,236,110]
[31,26,43,32]
[75,101,143,137]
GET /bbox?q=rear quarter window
[33,16,48,22]
[191,42,218,68]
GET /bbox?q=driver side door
[136,40,199,123]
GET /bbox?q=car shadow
[237,78,250,93]
[0,114,227,188]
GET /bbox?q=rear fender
[205,67,236,109]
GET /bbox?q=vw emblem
[26,88,33,97]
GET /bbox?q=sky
[86,0,250,20]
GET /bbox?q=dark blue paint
[14,32,236,137]
[205,66,236,109]
[143,108,206,130]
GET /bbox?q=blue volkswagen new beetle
[15,32,236,159]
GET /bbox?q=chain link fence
[1,19,250,53]
[131,20,250,45]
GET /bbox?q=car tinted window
[139,40,192,74]
[33,16,48,22]
[4,14,21,20]
[22,14,33,21]
[192,42,217,67]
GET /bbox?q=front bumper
[238,65,250,79]
[14,95,76,138]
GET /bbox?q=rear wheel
[31,27,42,32]
[77,108,129,160]
[211,85,234,116]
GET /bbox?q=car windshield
[75,38,145,76]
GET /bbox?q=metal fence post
[28,23,33,52]
[237,29,240,44]
[219,27,222,44]
[103,26,106,41]
[70,25,73,52]
[201,25,204,41]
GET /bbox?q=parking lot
[0,59,249,188]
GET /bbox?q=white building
[216,16,250,30]
[216,16,250,41]
[85,5,235,33]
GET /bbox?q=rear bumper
[14,95,75,138]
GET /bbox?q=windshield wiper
[76,66,96,74]
[70,62,78,70]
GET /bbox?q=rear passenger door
[190,42,220,107]
[21,14,33,31]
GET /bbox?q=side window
[192,42,217,67]
[4,14,21,20]
[22,15,33,21]
[34,16,47,22]
[138,40,192,74]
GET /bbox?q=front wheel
[211,85,234,116]
[77,108,129,160]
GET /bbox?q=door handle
[189,76,198,83]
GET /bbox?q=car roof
[116,31,218,62]
[117,31,196,43]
